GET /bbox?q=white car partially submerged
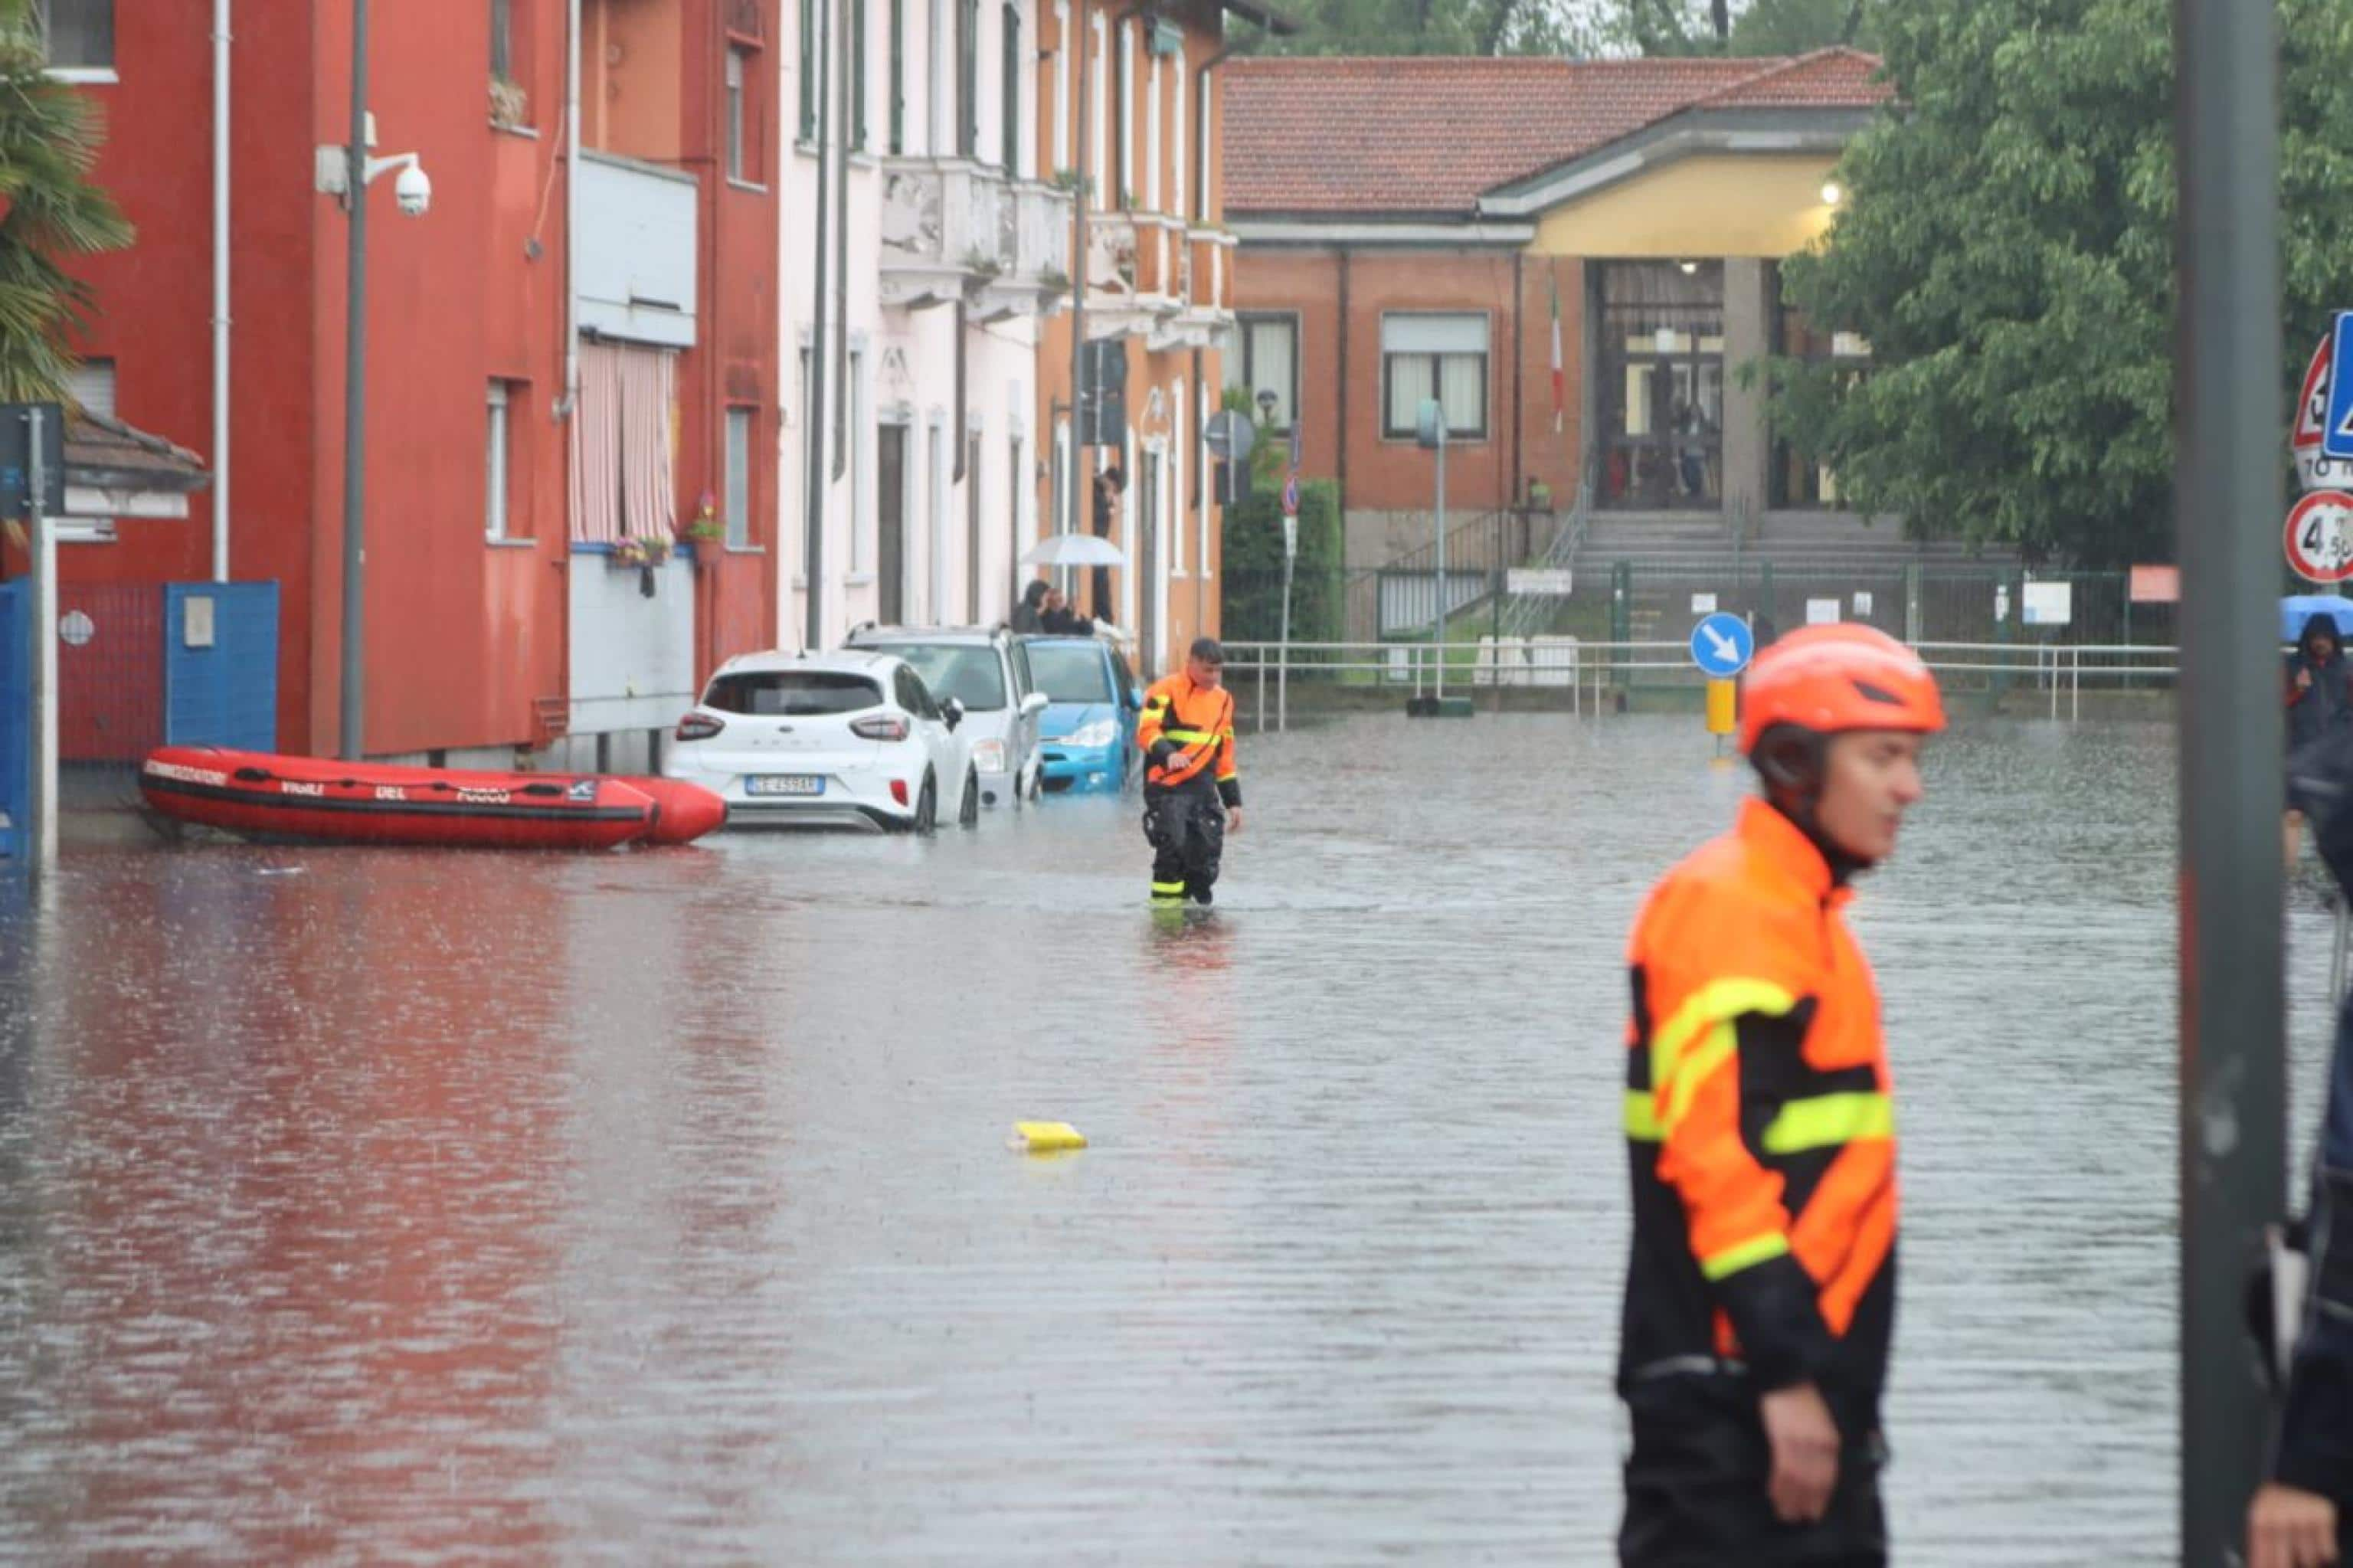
[664,650,978,832]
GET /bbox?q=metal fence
[1216,637,2181,733]
[1230,558,2185,671]
[0,579,25,861]
[52,580,278,813]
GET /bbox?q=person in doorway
[1040,587,1098,637]
[1675,400,1712,500]
[2285,615,2353,870]
[1137,637,1242,907]
[1091,465,1127,618]
[1011,579,1049,634]
[2252,731,2353,1568]
[1617,624,1945,1567]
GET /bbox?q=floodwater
[0,713,2336,1565]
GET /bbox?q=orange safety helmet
[1739,624,1946,754]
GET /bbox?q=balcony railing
[882,160,1072,317]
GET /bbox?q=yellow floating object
[1010,1120,1088,1153]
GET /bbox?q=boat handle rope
[229,766,584,800]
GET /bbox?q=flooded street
[0,713,2335,1564]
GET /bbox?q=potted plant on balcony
[684,492,726,545]
[610,532,672,597]
[1050,168,1094,200]
[489,74,528,129]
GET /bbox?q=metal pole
[29,407,55,871]
[2174,0,2284,1559]
[1278,532,1293,733]
[338,0,368,761]
[1434,425,1447,702]
[1068,0,1090,541]
[803,0,832,650]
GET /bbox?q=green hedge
[1219,445,1342,643]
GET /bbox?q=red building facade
[34,0,780,763]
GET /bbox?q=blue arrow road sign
[2327,312,2353,460]
[1689,612,1755,677]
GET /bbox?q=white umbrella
[1020,532,1127,568]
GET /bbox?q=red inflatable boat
[139,747,726,849]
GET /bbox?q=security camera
[394,162,432,217]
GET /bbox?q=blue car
[1026,636,1142,795]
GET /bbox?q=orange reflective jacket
[1620,797,1897,1434]
[1137,674,1239,800]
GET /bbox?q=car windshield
[884,644,1006,711]
[703,669,882,716]
[1028,642,1113,704]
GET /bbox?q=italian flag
[1549,262,1565,435]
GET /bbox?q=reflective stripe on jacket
[1621,797,1897,1438]
[1137,674,1239,800]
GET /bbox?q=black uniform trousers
[1621,1379,1887,1568]
[1143,784,1224,903]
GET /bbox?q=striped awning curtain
[570,342,623,542]
[620,345,677,542]
[568,341,678,543]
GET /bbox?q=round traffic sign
[2287,490,2353,583]
[1689,612,1755,677]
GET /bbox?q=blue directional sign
[2326,312,2353,460]
[1689,612,1755,678]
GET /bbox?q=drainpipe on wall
[560,0,581,420]
[1065,0,1088,529]
[211,0,231,582]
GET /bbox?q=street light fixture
[1255,387,1278,429]
[313,0,433,760]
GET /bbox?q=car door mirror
[1020,691,1050,718]
[943,698,965,732]
[1127,686,1144,710]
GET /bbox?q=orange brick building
[1224,51,1888,570]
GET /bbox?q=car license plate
[745,774,823,797]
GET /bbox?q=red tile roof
[1225,48,1887,218]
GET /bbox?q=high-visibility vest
[1137,675,1237,793]
[1620,797,1897,1435]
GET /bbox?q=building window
[486,381,513,542]
[1380,313,1487,441]
[726,407,754,548]
[889,0,906,155]
[851,0,869,150]
[798,0,817,141]
[849,349,869,572]
[38,0,111,70]
[490,0,512,77]
[1596,261,1723,509]
[957,0,980,158]
[1771,267,1871,510]
[1229,314,1297,433]
[1114,20,1131,207]
[726,45,764,182]
[1000,3,1020,173]
[67,357,114,419]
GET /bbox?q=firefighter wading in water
[1136,638,1242,905]
[1618,624,1944,1566]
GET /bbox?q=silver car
[843,624,1049,808]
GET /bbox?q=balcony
[880,161,1072,317]
[1147,228,1237,352]
[575,151,699,349]
[975,182,1075,322]
[1082,211,1182,338]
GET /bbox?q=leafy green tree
[0,0,132,403]
[1773,0,2353,565]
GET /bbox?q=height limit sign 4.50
[2286,489,2353,583]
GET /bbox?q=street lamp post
[323,0,432,760]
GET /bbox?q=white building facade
[782,0,1072,647]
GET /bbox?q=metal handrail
[1218,637,2185,732]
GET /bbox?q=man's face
[1045,589,1065,612]
[1815,730,1926,864]
[1186,654,1224,690]
[2317,631,2339,662]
